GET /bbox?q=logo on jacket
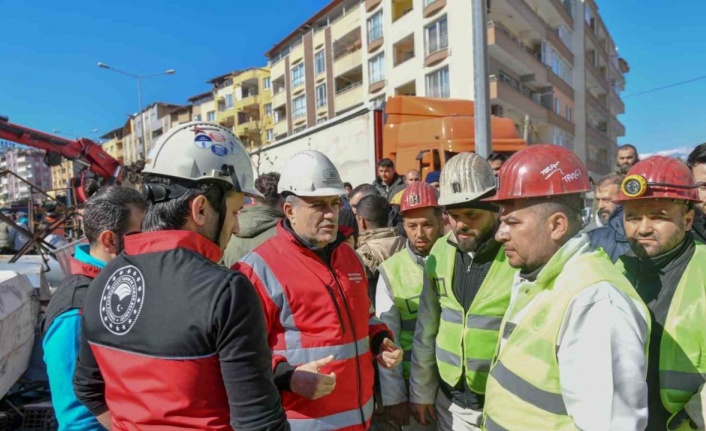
[348,272,363,283]
[100,265,145,336]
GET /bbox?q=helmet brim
[283,187,348,197]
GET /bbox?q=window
[293,125,307,134]
[566,106,572,122]
[316,84,327,107]
[554,97,561,114]
[425,16,448,55]
[315,51,326,75]
[263,77,271,89]
[426,66,450,98]
[557,26,572,48]
[317,117,328,124]
[207,111,216,122]
[225,94,234,110]
[291,64,305,87]
[293,95,306,118]
[274,110,285,123]
[367,11,383,44]
[266,129,274,141]
[264,103,273,116]
[369,53,386,84]
[423,0,437,6]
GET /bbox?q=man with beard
[588,174,630,262]
[616,156,706,431]
[374,182,444,430]
[236,150,403,430]
[481,145,650,431]
[74,122,288,430]
[687,143,706,242]
[409,153,516,431]
[616,144,640,175]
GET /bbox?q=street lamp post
[97,62,175,160]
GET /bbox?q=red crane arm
[0,116,122,182]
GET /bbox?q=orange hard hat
[400,182,439,215]
[484,144,591,202]
[614,155,701,203]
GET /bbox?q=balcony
[613,118,626,138]
[331,5,361,40]
[548,110,574,135]
[335,82,364,113]
[273,119,288,139]
[546,26,573,64]
[549,0,573,26]
[272,90,286,109]
[585,22,609,64]
[489,74,548,124]
[334,48,363,77]
[548,70,573,99]
[586,53,609,92]
[487,21,548,85]
[393,34,415,67]
[586,91,610,119]
[392,0,413,22]
[610,90,625,115]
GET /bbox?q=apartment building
[1,148,53,205]
[205,67,274,148]
[101,127,126,163]
[122,102,183,163]
[265,0,628,175]
[50,160,78,196]
[169,105,193,127]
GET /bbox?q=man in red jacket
[236,150,404,431]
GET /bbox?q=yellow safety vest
[618,241,706,430]
[483,247,650,431]
[379,246,424,379]
[426,233,515,394]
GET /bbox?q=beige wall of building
[265,0,627,175]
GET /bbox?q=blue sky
[0,0,703,155]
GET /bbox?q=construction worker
[410,153,516,431]
[356,194,405,296]
[222,171,284,267]
[687,143,706,242]
[614,156,706,430]
[73,122,289,430]
[42,186,147,431]
[481,144,651,431]
[236,150,403,430]
[375,182,444,430]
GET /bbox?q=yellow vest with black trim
[618,241,706,430]
[483,246,650,431]
[426,233,515,394]
[379,246,424,379]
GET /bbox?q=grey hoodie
[222,205,284,268]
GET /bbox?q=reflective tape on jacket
[288,397,374,431]
[379,247,424,379]
[273,337,370,365]
[427,235,515,394]
[483,247,650,431]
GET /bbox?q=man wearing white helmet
[236,150,404,431]
[73,122,289,430]
[410,153,516,431]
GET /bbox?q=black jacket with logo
[73,230,289,431]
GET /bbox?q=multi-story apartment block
[205,68,274,149]
[264,0,628,175]
[123,102,183,163]
[189,91,216,123]
[50,160,78,197]
[101,127,125,164]
[169,105,193,127]
[1,148,53,205]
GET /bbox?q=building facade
[123,102,183,163]
[264,0,627,175]
[101,127,126,164]
[1,148,53,205]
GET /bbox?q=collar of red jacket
[69,257,101,279]
[124,230,223,263]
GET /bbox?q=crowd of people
[36,119,706,431]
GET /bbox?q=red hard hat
[614,155,701,203]
[400,182,439,215]
[484,144,591,202]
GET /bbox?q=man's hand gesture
[290,355,337,400]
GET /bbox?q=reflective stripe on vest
[288,397,374,431]
[427,234,515,394]
[652,242,706,414]
[273,337,370,365]
[379,247,424,379]
[484,246,650,431]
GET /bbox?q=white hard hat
[278,150,347,197]
[143,121,261,198]
[438,152,496,206]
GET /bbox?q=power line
[623,74,706,99]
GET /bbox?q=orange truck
[250,96,526,186]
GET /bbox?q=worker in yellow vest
[375,182,445,430]
[614,156,706,431]
[409,153,515,431]
[481,145,651,431]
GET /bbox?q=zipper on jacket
[327,262,366,427]
[325,285,346,334]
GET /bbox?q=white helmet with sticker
[143,121,261,198]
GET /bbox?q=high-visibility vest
[379,247,424,379]
[619,241,706,430]
[483,247,650,431]
[426,233,516,394]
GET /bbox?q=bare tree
[239,97,276,175]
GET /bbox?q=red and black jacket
[73,230,289,431]
[41,257,101,337]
